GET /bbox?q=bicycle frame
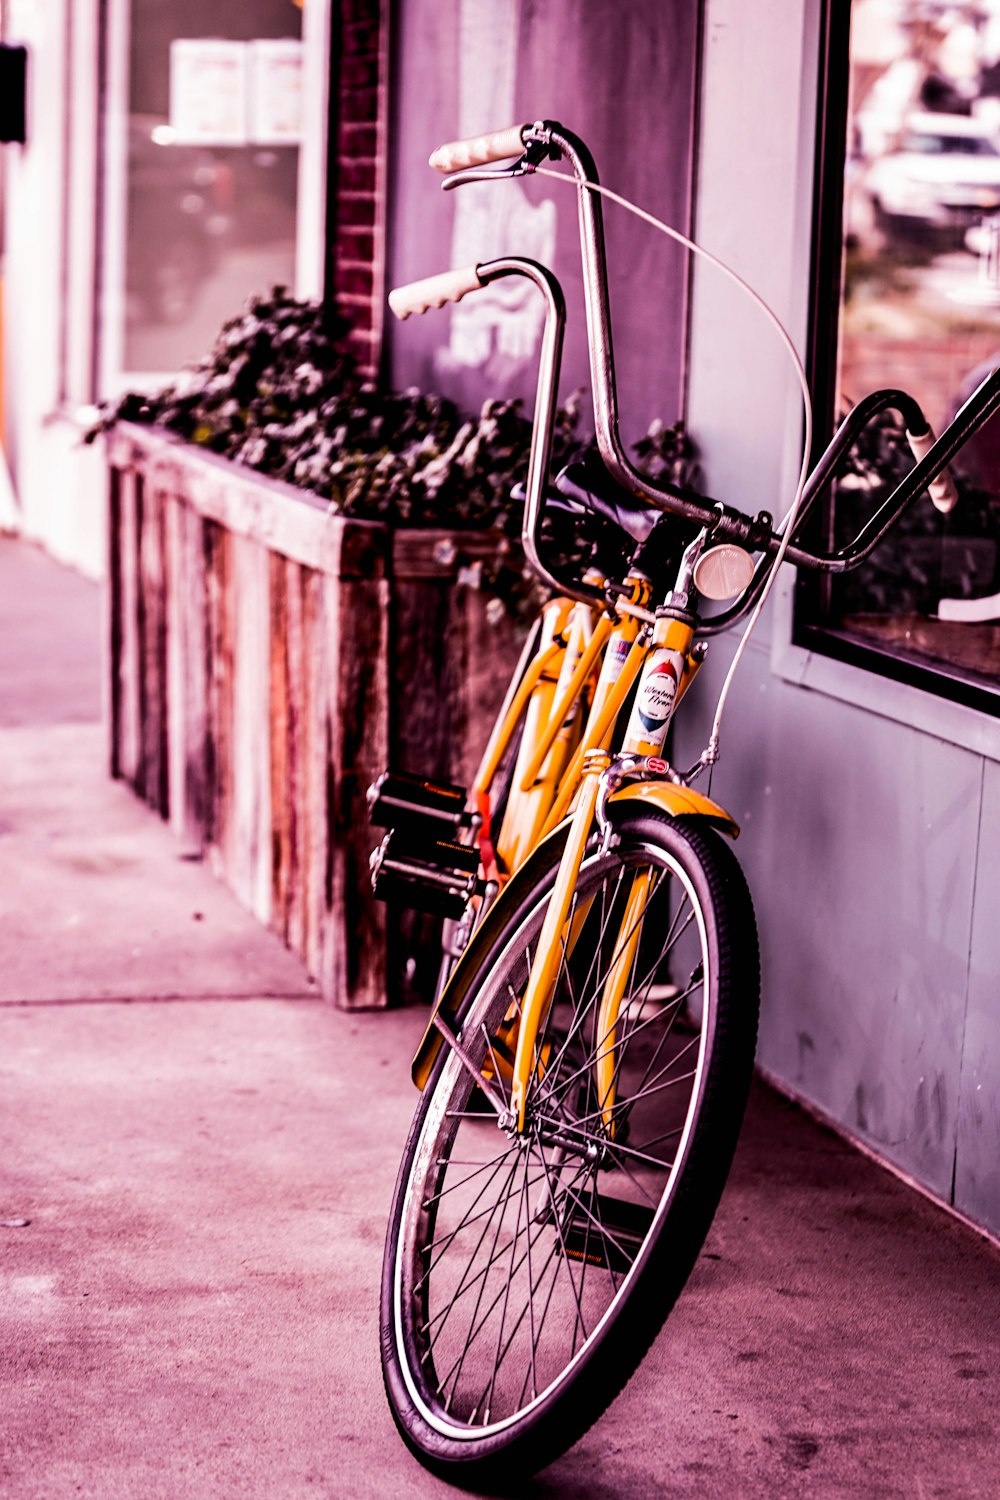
[402,238,749,1130]
[413,597,738,1115]
[393,115,1000,1141]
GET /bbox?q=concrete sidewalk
[2,535,999,1499]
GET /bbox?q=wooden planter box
[105,423,525,1008]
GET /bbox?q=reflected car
[126,116,232,325]
[865,112,1000,246]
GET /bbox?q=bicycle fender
[608,781,739,837]
[410,783,737,1090]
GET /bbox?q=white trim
[99,0,130,395]
[295,0,332,300]
[63,0,101,406]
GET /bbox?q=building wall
[1,0,108,577]
[386,0,700,453]
[0,0,343,578]
[682,0,1000,1237]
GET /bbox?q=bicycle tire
[380,806,760,1486]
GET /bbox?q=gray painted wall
[683,1,1000,1236]
[677,621,999,1234]
[959,758,1000,1226]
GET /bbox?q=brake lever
[442,162,533,191]
[441,137,555,192]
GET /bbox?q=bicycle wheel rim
[391,831,719,1443]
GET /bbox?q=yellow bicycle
[368,119,998,1484]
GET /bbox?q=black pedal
[562,1194,654,1274]
[370,826,484,920]
[367,769,471,838]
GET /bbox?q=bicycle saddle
[513,454,696,584]
[553,451,660,544]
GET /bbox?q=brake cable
[533,164,814,768]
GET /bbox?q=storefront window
[113,0,303,377]
[802,0,1000,706]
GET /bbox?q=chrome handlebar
[427,119,1000,622]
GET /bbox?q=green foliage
[90,288,693,616]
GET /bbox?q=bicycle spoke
[482,1161,606,1412]
[542,865,626,1084]
[480,1152,531,1424]
[574,1164,618,1332]
[423,1144,518,1206]
[546,924,701,1130]
[435,1152,594,1409]
[558,1169,633,1283]
[629,1121,685,1154]
[609,967,698,1102]
[481,1023,513,1113]
[631,1030,701,1100]
[558,1025,700,1135]
[418,1160,548,1277]
[534,889,581,1078]
[523,1144,539,1403]
[510,1201,587,1412]
[541,876,678,1111]
[532,1138,589,1348]
[454,1148,594,1397]
[596,1143,660,1207]
[424,1154,521,1363]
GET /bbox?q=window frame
[791,0,1000,721]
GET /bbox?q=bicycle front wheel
[380,807,759,1486]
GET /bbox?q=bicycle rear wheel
[380,807,759,1486]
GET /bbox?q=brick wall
[328,0,387,377]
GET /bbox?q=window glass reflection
[831,0,1000,686]
[123,0,302,374]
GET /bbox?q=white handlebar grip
[906,427,959,513]
[388,265,484,321]
[428,124,529,174]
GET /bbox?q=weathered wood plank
[108,464,124,780]
[269,553,291,939]
[105,423,524,1009]
[320,568,390,1009]
[455,586,528,791]
[284,559,307,959]
[301,568,326,982]
[385,573,460,1007]
[116,467,142,788]
[391,527,504,579]
[139,480,169,816]
[384,534,529,1005]
[105,424,386,580]
[164,495,185,836]
[168,503,209,853]
[203,521,231,873]
[228,535,272,927]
